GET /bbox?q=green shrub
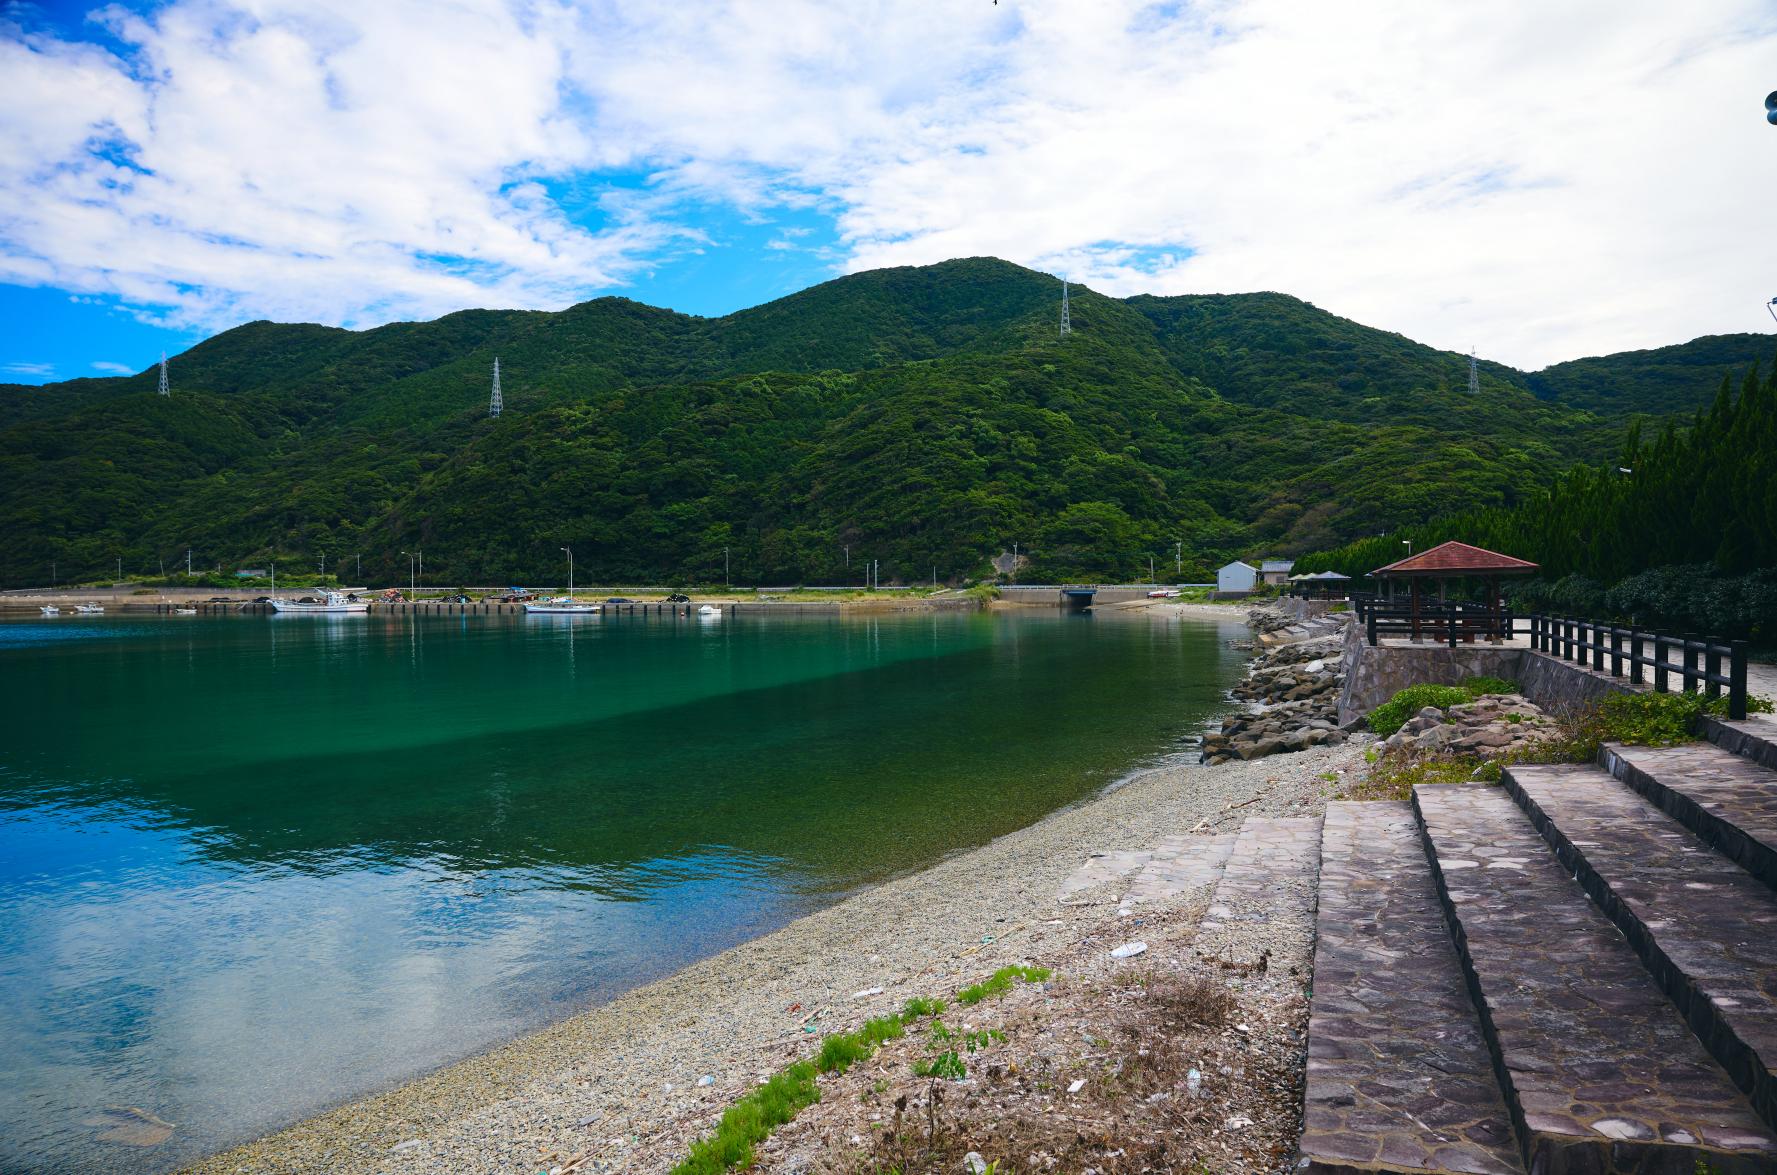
[1368,685,1472,736]
[1591,691,1704,746]
[1367,677,1523,736]
[956,964,1051,1006]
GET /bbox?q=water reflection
[0,611,1247,1174]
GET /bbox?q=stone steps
[1301,803,1522,1175]
[1196,815,1321,981]
[1602,741,1777,892]
[1503,763,1777,1131]
[1414,782,1777,1174]
[1701,712,1777,771]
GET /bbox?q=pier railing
[1358,600,1750,720]
[1527,614,1749,720]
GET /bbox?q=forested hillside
[3,258,1768,588]
[1296,362,1777,641]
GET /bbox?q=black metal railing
[1526,614,1748,721]
[1362,601,1516,647]
[1358,601,1749,720]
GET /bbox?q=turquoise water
[0,609,1246,1172]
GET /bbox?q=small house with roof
[1258,558,1295,587]
[1216,560,1257,594]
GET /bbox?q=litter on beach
[851,986,884,999]
[1109,941,1148,959]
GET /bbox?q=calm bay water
[0,608,1245,1173]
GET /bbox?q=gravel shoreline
[185,610,1350,1175]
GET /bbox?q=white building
[1216,560,1258,594]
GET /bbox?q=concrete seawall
[1336,623,1634,725]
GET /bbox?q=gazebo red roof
[1370,541,1539,578]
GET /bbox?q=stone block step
[1302,802,1522,1175]
[1602,741,1777,892]
[1196,815,1320,982]
[1504,764,1777,1130]
[1701,712,1777,772]
[1414,783,1777,1174]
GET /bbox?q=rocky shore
[1378,692,1558,757]
[1201,606,1352,766]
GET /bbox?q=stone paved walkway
[1605,741,1777,890]
[1415,783,1777,1172]
[1196,816,1321,984]
[1055,833,1238,907]
[1507,764,1777,1129]
[1302,803,1521,1175]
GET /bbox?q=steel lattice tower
[1060,278,1072,337]
[489,357,503,417]
[1467,348,1479,395]
[157,353,169,396]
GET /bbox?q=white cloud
[3,361,56,377]
[91,360,135,373]
[3,0,1775,366]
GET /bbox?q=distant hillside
[1526,333,1774,417]
[2,257,1768,588]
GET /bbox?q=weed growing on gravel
[1367,677,1522,735]
[956,964,1050,1005]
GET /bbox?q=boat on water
[269,591,369,615]
[74,604,104,614]
[698,604,723,619]
[39,605,59,616]
[174,608,197,615]
[524,596,602,615]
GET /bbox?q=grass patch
[955,964,1051,1006]
[1367,677,1522,736]
[673,972,1047,1175]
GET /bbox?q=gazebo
[1369,541,1539,642]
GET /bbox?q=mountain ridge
[2,257,1770,587]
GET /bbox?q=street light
[1402,540,1413,556]
[1767,90,1777,125]
[560,546,574,598]
[400,550,416,599]
[1766,296,1777,326]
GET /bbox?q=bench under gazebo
[1369,540,1539,643]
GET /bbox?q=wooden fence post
[1630,631,1645,685]
[1682,635,1699,696]
[1653,635,1669,693]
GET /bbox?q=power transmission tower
[157,353,169,396]
[489,357,503,417]
[1467,348,1479,395]
[1059,278,1072,338]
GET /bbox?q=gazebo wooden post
[1410,578,1422,641]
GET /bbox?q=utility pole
[561,546,573,597]
[186,548,192,576]
[1150,555,1155,583]
[1175,541,1182,577]
[319,552,326,579]
[1011,541,1018,585]
[417,549,422,588]
[724,546,730,587]
[356,553,361,580]
[117,557,122,582]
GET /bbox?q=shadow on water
[0,610,1247,1173]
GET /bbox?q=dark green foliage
[1300,357,1777,642]
[2,258,1753,589]
[1368,678,1521,736]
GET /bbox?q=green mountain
[3,258,1768,588]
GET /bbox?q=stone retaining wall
[1337,628,1635,725]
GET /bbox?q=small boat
[74,604,105,614]
[269,591,370,615]
[174,608,197,615]
[524,596,601,615]
[40,605,59,616]
[698,604,723,619]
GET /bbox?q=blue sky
[3,0,1775,385]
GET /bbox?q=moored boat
[524,596,601,615]
[269,591,369,615]
[74,604,105,614]
[39,605,59,616]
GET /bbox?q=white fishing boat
[174,608,197,615]
[524,596,601,615]
[269,591,369,615]
[525,547,599,614]
[40,605,59,616]
[698,604,723,619]
[74,604,105,614]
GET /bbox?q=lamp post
[1766,296,1776,326]
[561,546,574,598]
[400,551,415,599]
[1403,540,1413,556]
[724,546,730,587]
